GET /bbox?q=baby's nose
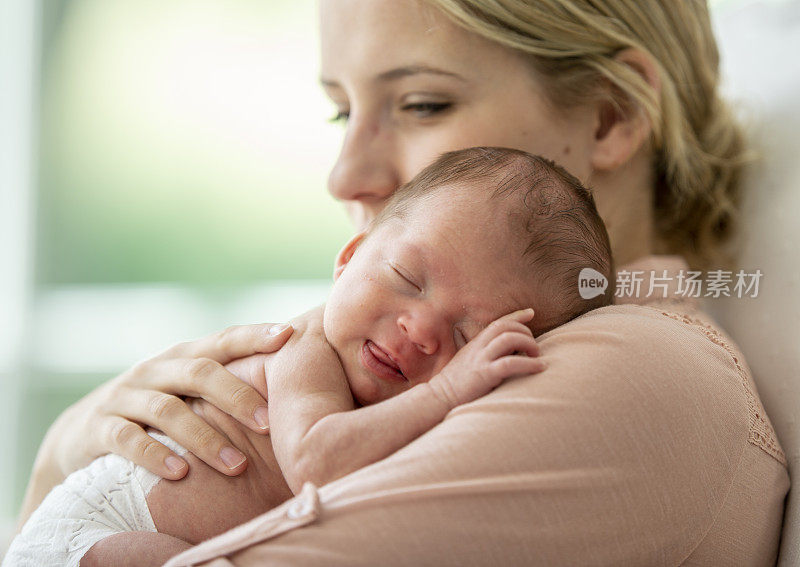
[397,313,441,356]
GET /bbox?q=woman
[20,0,789,565]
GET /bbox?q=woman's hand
[429,309,545,409]
[19,322,293,528]
[61,322,293,476]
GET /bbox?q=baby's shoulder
[268,306,344,388]
[287,304,326,340]
[276,305,334,360]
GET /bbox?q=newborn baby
[6,147,614,567]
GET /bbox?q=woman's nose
[327,118,401,212]
[397,312,442,356]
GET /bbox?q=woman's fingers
[165,323,293,364]
[111,389,249,476]
[98,323,290,477]
[100,416,189,480]
[133,357,270,433]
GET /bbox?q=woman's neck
[590,149,658,268]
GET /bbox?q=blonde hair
[426,0,749,268]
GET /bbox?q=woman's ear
[590,48,661,172]
[333,231,368,280]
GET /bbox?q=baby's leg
[79,532,192,567]
[4,431,179,567]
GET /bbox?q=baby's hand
[428,309,545,410]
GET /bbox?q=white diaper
[3,431,185,567]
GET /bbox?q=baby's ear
[333,231,368,281]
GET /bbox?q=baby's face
[324,188,539,406]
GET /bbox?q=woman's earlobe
[590,99,648,171]
[590,48,661,172]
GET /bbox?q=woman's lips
[361,340,407,383]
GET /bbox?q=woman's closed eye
[329,102,452,125]
[328,109,350,124]
[400,101,452,119]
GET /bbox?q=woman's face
[319,0,599,229]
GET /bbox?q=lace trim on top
[656,308,786,466]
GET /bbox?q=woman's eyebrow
[373,65,467,83]
[320,65,467,88]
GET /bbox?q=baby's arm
[271,309,545,494]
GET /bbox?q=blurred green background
[38,0,351,285]
[6,0,352,538]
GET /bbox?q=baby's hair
[372,146,615,335]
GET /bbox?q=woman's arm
[270,310,544,494]
[17,320,296,528]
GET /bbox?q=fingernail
[165,455,187,474]
[269,323,290,336]
[254,406,269,430]
[220,447,246,469]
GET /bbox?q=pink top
[165,256,789,566]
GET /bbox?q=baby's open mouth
[362,340,407,382]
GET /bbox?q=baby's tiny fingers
[484,332,540,360]
[473,314,534,347]
[489,356,547,379]
[503,308,535,324]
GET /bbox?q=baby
[5,147,614,566]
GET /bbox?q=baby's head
[325,147,613,406]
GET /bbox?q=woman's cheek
[399,129,466,182]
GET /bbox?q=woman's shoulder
[541,302,746,397]
[539,302,787,467]
[546,301,747,372]
[528,303,788,562]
